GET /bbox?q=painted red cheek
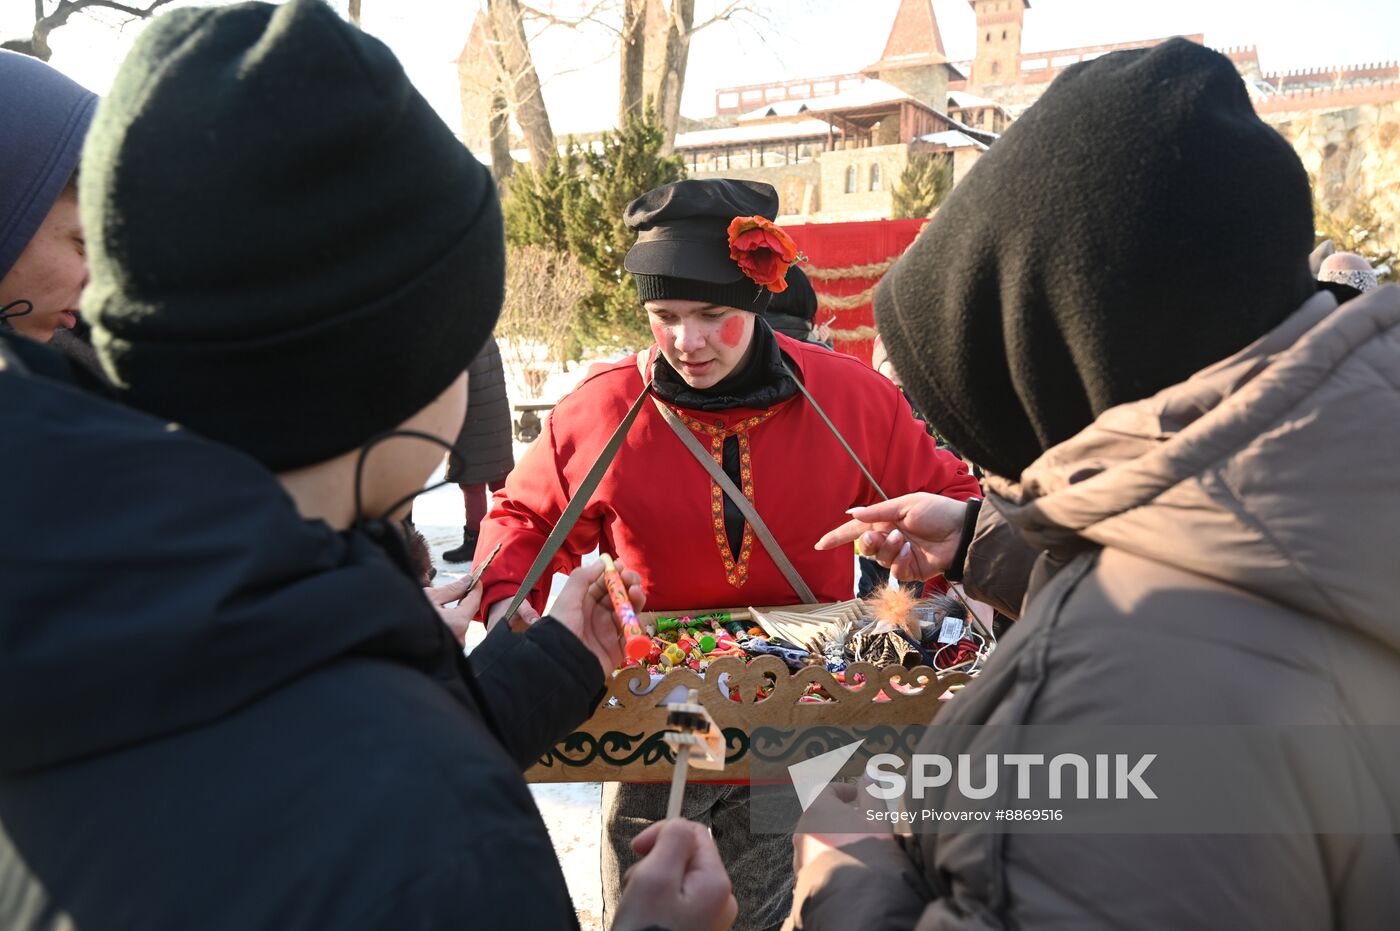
[719,315,744,348]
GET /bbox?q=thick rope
[803,256,900,280]
[829,325,880,342]
[816,287,876,311]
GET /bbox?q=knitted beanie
[765,265,817,322]
[83,0,503,471]
[875,38,1316,479]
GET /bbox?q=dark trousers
[462,479,505,535]
[601,782,792,931]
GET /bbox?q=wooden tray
[525,653,970,783]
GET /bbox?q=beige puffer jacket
[788,286,1400,930]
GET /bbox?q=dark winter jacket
[449,335,514,485]
[0,332,602,930]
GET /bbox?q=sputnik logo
[788,739,866,811]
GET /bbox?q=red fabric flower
[726,215,802,293]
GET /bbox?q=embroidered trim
[672,406,781,588]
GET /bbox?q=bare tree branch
[22,0,177,61]
[651,0,695,151]
[617,0,645,124]
[69,0,177,18]
[690,0,751,34]
[488,0,557,170]
[519,0,617,34]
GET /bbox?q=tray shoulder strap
[501,378,653,625]
[778,357,888,501]
[652,397,817,604]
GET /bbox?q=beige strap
[652,397,817,604]
[500,378,653,626]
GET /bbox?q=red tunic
[477,334,981,616]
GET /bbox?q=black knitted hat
[765,265,817,322]
[876,38,1316,479]
[624,178,780,313]
[83,0,503,471]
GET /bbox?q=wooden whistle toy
[662,687,724,820]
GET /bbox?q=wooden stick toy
[600,553,653,664]
[461,542,502,599]
[662,687,725,819]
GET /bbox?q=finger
[678,828,733,904]
[871,529,905,568]
[815,517,869,550]
[828,781,859,803]
[630,819,668,856]
[512,600,541,628]
[719,891,739,929]
[442,611,471,646]
[455,583,484,619]
[676,820,723,877]
[568,560,607,593]
[423,574,471,606]
[844,498,911,525]
[891,548,936,582]
[888,542,911,583]
[627,820,698,896]
[858,530,892,553]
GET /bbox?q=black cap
[624,179,779,312]
[84,0,503,472]
[765,265,818,322]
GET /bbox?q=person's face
[361,371,468,521]
[0,188,86,343]
[645,299,755,389]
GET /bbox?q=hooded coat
[0,334,604,930]
[786,284,1400,931]
[788,39,1399,930]
[0,51,97,285]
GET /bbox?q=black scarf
[650,317,797,412]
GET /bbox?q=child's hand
[791,781,895,875]
[548,560,645,677]
[613,819,737,931]
[424,575,484,646]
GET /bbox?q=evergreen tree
[500,109,685,349]
[891,153,954,220]
[569,109,686,347]
[501,143,585,254]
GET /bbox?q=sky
[6,0,1400,139]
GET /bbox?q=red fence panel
[788,218,927,367]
